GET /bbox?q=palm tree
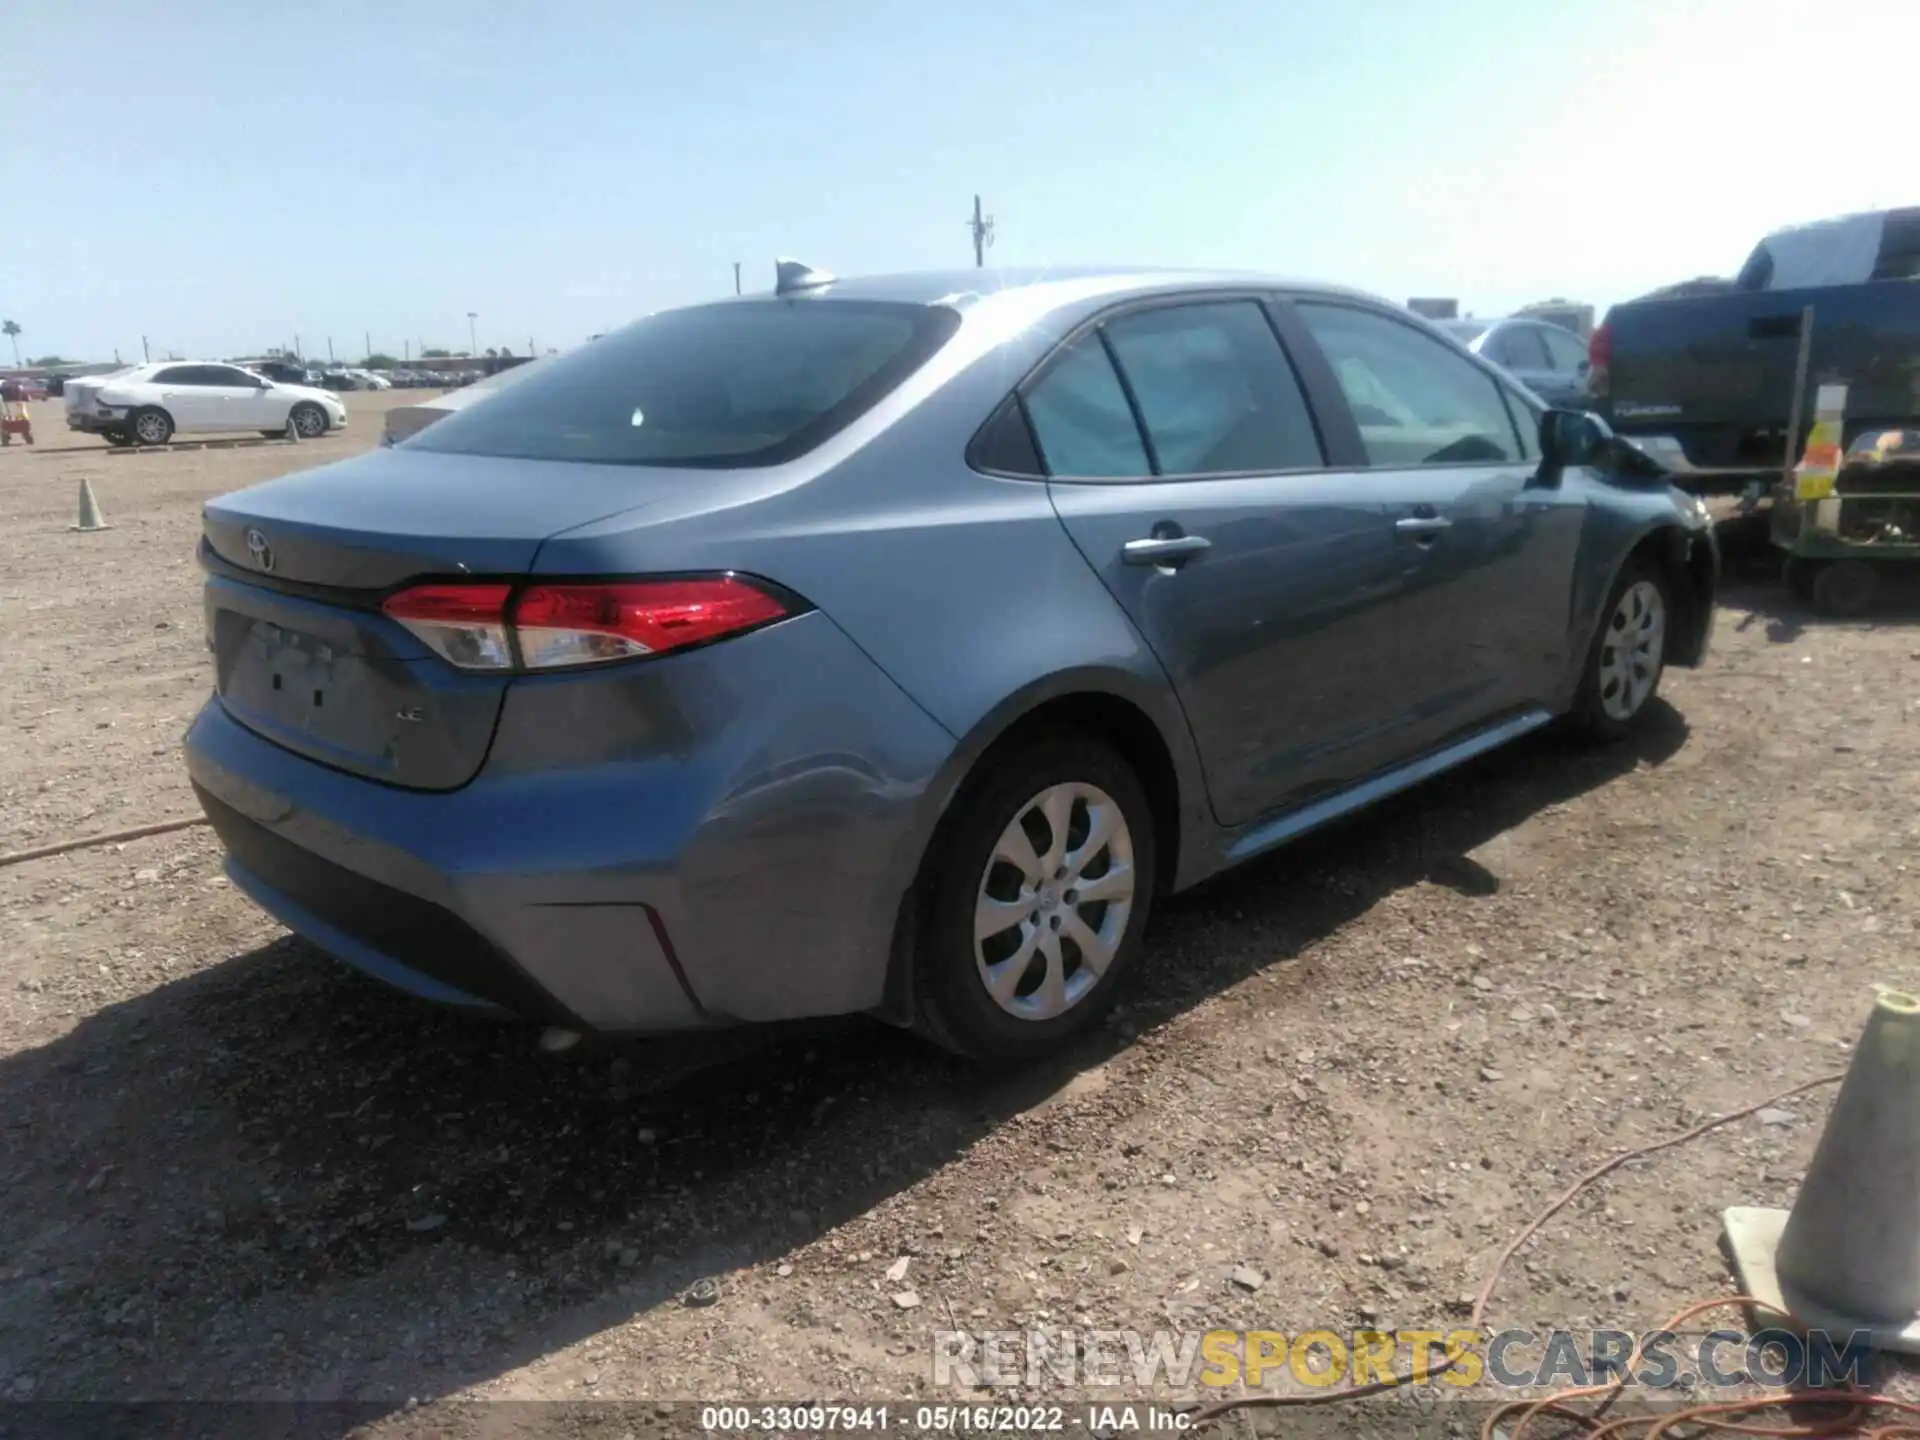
[1,321,19,368]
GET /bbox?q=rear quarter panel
[529,298,1214,894]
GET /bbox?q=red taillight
[381,583,513,670]
[1586,322,1612,397]
[381,576,791,672]
[514,578,789,669]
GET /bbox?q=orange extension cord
[1184,1069,1918,1439]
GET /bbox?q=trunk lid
[201,446,768,789]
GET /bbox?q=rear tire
[102,431,131,448]
[913,732,1157,1064]
[1812,559,1879,618]
[1568,559,1671,741]
[289,402,328,439]
[129,407,173,446]
[1784,556,1820,604]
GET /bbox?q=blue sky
[2,0,1908,364]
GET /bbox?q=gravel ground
[2,399,1918,1435]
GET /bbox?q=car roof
[711,266,1393,313]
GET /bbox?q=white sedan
[65,363,348,446]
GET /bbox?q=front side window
[1022,335,1151,479]
[1489,325,1549,372]
[1537,326,1589,373]
[209,366,260,387]
[1102,302,1323,474]
[1296,303,1523,467]
[410,299,958,467]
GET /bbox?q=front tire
[1569,560,1670,740]
[129,407,173,446]
[913,733,1157,1064]
[289,402,328,439]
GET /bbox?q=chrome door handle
[1395,516,1453,535]
[1123,534,1212,567]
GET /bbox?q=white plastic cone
[70,478,112,533]
[285,413,301,443]
[1725,989,1920,1351]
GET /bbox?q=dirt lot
[2,394,1918,1431]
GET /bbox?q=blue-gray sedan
[185,266,1716,1062]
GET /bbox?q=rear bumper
[183,611,957,1034]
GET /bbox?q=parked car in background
[381,355,552,445]
[3,376,50,401]
[188,266,1715,1062]
[1441,316,1592,409]
[1592,206,1920,489]
[251,360,319,386]
[66,362,347,445]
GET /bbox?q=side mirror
[1539,407,1605,468]
[1539,406,1670,481]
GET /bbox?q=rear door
[1291,301,1585,754]
[1033,296,1410,827]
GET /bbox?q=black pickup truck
[1590,207,1920,491]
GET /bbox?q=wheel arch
[1574,520,1715,687]
[129,403,175,442]
[873,668,1206,1027]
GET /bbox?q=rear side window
[1103,302,1323,474]
[409,300,959,468]
[1296,303,1523,467]
[1022,336,1152,478]
[1873,209,1920,281]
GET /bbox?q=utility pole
[404,339,410,363]
[294,333,302,362]
[141,334,149,362]
[467,312,478,356]
[364,331,372,361]
[969,194,995,269]
[734,262,742,296]
[327,337,335,363]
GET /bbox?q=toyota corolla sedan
[185,265,1716,1063]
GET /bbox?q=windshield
[409,299,959,468]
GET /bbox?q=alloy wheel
[973,782,1135,1022]
[1597,579,1665,721]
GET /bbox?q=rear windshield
[408,299,959,468]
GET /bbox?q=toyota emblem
[244,528,275,572]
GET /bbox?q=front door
[150,365,221,431]
[1293,301,1585,755]
[201,365,278,432]
[1027,298,1410,827]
